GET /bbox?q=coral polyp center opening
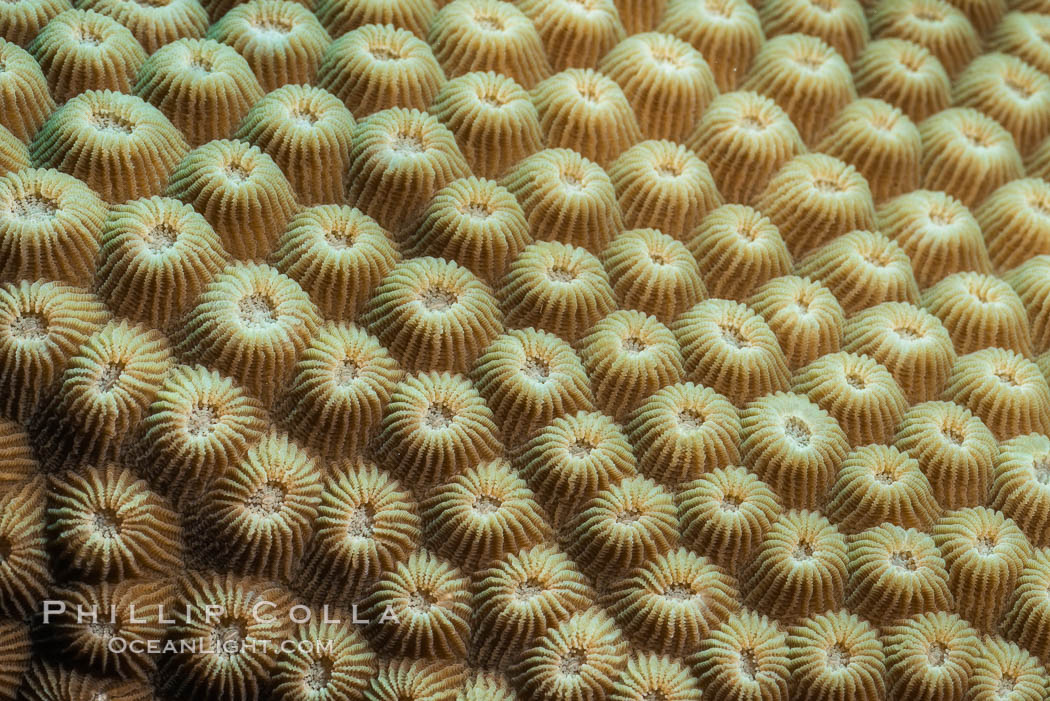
[249,15,293,37]
[523,355,551,381]
[826,643,852,670]
[97,362,125,392]
[548,265,578,283]
[793,541,815,560]
[424,402,455,429]
[146,223,179,252]
[568,438,595,458]
[335,358,360,384]
[721,493,742,512]
[369,44,404,62]
[927,642,948,666]
[894,324,924,342]
[621,334,648,353]
[473,494,503,514]
[210,619,245,656]
[1034,457,1050,485]
[408,589,436,613]
[305,659,334,691]
[890,550,917,571]
[459,200,494,219]
[420,285,458,311]
[739,649,758,681]
[719,324,751,349]
[324,225,357,250]
[74,26,103,46]
[845,372,867,390]
[187,404,218,436]
[248,482,286,516]
[346,505,374,538]
[941,423,966,446]
[92,509,122,538]
[560,648,587,676]
[473,12,506,31]
[10,193,58,220]
[224,160,254,183]
[10,313,46,339]
[238,293,277,326]
[90,109,135,134]
[677,407,706,430]
[784,416,812,447]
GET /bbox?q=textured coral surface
[6,0,1050,699]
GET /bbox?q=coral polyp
[739,391,850,510]
[608,140,722,242]
[46,463,183,581]
[344,107,470,234]
[0,281,108,422]
[687,91,805,205]
[893,401,997,510]
[843,302,956,404]
[28,9,146,102]
[602,227,706,326]
[428,72,543,181]
[268,204,399,319]
[133,38,264,147]
[625,381,739,488]
[403,176,530,285]
[470,543,594,669]
[421,457,549,571]
[294,459,420,602]
[517,0,625,72]
[743,33,857,146]
[882,612,978,701]
[174,262,321,407]
[205,0,331,92]
[876,189,992,288]
[234,84,355,205]
[689,205,791,303]
[426,0,551,88]
[749,275,846,371]
[513,409,634,527]
[853,38,951,123]
[743,509,849,620]
[786,610,886,701]
[362,256,502,373]
[316,23,444,116]
[658,0,762,93]
[673,298,791,408]
[577,310,682,421]
[693,610,791,701]
[276,322,400,459]
[509,607,628,701]
[677,466,781,571]
[93,196,227,330]
[31,320,172,471]
[373,370,501,487]
[791,351,908,447]
[197,430,322,580]
[823,444,940,533]
[0,168,107,287]
[499,240,616,344]
[599,32,717,143]
[602,547,738,657]
[472,327,594,440]
[361,549,471,659]
[133,363,267,509]
[755,154,876,260]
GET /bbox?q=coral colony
[10,0,1050,699]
